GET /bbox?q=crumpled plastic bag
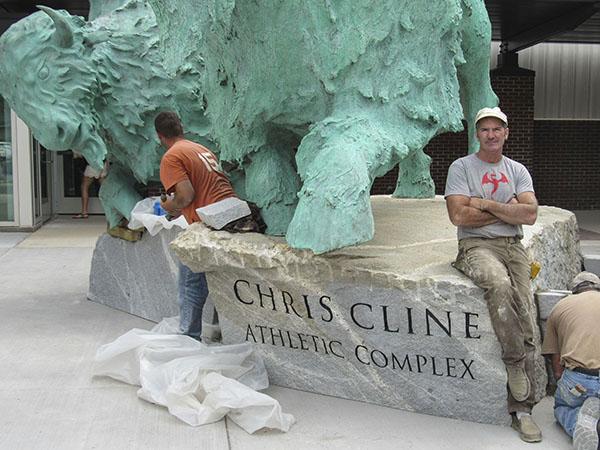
[128,197,188,235]
[93,318,295,433]
[150,316,181,334]
[151,314,221,344]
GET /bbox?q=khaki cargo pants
[453,236,538,413]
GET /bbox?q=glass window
[0,95,14,222]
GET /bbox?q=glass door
[32,139,53,225]
[0,96,15,224]
[56,151,104,215]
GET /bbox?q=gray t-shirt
[444,153,534,240]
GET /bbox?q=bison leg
[98,164,142,228]
[286,116,397,254]
[458,0,498,153]
[392,150,435,198]
[242,146,301,236]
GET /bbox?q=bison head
[0,7,107,169]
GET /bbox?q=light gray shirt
[444,153,534,240]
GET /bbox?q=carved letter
[355,345,370,365]
[302,294,314,319]
[425,309,452,337]
[350,303,374,330]
[256,325,267,343]
[269,327,285,346]
[329,341,345,359]
[406,307,415,334]
[281,290,303,317]
[431,356,444,376]
[392,353,413,372]
[371,349,389,368]
[298,333,309,350]
[381,305,399,333]
[319,295,333,322]
[245,324,256,342]
[446,357,457,378]
[234,279,253,305]
[256,284,276,310]
[285,330,299,349]
[460,359,475,379]
[465,312,481,339]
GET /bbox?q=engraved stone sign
[170,197,580,425]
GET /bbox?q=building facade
[0,96,103,230]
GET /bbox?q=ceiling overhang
[1,0,599,50]
[485,0,600,52]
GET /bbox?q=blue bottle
[153,199,166,216]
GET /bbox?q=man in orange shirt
[155,111,236,340]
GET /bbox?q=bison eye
[38,65,50,80]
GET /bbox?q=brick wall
[426,128,468,196]
[490,70,535,172]
[534,120,600,210]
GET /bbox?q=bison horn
[37,5,74,48]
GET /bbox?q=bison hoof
[285,194,374,254]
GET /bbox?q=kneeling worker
[542,272,600,450]
[155,111,237,340]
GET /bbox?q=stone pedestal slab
[88,228,181,321]
[581,241,600,276]
[171,196,580,426]
[536,290,571,322]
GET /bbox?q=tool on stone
[530,261,541,280]
[160,193,173,220]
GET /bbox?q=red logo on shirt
[482,171,509,194]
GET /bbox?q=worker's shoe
[107,225,143,242]
[573,396,600,450]
[511,413,542,443]
[506,365,531,402]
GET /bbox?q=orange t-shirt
[159,139,236,224]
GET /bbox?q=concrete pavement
[1,212,596,449]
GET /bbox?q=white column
[12,112,34,228]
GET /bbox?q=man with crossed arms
[445,107,540,443]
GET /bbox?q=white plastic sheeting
[93,319,295,433]
[128,197,189,235]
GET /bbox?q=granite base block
[88,228,181,321]
[170,196,581,426]
[536,290,571,322]
[581,242,600,276]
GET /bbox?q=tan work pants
[454,236,538,413]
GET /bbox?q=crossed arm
[446,191,538,227]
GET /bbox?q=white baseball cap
[475,107,508,127]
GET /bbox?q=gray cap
[570,271,600,293]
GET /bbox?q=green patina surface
[0,0,497,253]
[0,0,212,226]
[149,0,497,252]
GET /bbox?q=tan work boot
[506,365,531,402]
[107,224,143,242]
[512,414,542,443]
